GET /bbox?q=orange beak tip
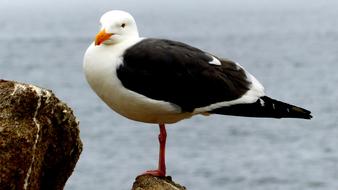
[95,29,113,46]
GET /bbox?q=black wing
[117,38,251,112]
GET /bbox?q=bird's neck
[111,36,142,52]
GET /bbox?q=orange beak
[95,29,113,46]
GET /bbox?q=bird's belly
[84,42,193,124]
[96,79,193,124]
[84,56,191,124]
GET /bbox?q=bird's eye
[121,23,126,28]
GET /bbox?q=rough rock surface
[0,80,82,190]
[132,175,186,190]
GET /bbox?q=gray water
[1,0,337,189]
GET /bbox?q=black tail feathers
[210,96,312,119]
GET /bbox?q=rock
[0,80,82,190]
[131,175,186,190]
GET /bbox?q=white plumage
[83,10,311,178]
[83,10,265,124]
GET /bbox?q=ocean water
[0,0,337,189]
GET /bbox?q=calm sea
[0,0,337,189]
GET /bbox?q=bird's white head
[95,10,139,46]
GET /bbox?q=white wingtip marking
[209,56,222,65]
[259,99,265,106]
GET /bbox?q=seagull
[83,10,312,177]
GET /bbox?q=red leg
[142,123,167,177]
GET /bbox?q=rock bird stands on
[83,10,312,177]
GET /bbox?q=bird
[83,10,312,177]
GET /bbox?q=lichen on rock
[132,175,186,190]
[0,79,82,190]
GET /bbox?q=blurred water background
[0,0,337,189]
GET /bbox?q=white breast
[83,40,192,124]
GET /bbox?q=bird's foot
[141,169,166,177]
